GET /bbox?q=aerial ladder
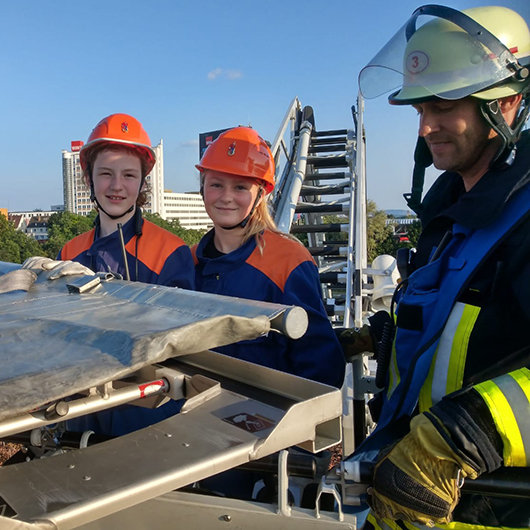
[269,96,387,454]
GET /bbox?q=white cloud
[180,140,199,148]
[207,68,243,81]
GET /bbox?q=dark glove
[370,413,478,526]
[339,324,375,358]
[370,390,503,526]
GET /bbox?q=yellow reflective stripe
[439,521,527,530]
[366,513,402,530]
[405,519,527,529]
[510,367,530,404]
[418,303,480,412]
[445,304,480,395]
[419,348,437,412]
[370,513,528,530]
[475,374,527,467]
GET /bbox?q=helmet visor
[358,5,524,102]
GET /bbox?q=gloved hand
[22,257,94,281]
[370,413,479,526]
[339,324,375,358]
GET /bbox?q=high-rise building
[61,140,165,216]
[163,191,213,231]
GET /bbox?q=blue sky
[1,0,528,212]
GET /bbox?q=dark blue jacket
[193,229,345,388]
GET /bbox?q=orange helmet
[80,113,156,175]
[196,127,275,194]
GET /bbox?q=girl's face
[92,149,143,219]
[203,170,261,228]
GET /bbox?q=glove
[22,257,94,281]
[370,413,479,526]
[339,324,375,358]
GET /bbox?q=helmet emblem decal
[227,141,236,156]
[121,122,129,133]
[406,51,429,74]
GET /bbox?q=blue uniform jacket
[192,229,345,388]
[60,211,194,436]
[58,211,195,289]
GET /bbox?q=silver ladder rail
[270,96,372,456]
[271,99,367,329]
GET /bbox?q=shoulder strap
[381,182,530,427]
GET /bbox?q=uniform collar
[92,213,139,248]
[195,229,257,274]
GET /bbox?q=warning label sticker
[223,413,275,433]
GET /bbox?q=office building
[163,191,212,231]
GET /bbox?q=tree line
[0,211,205,264]
[0,202,420,265]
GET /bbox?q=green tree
[44,210,96,258]
[0,215,45,263]
[366,200,395,263]
[143,212,205,246]
[374,219,422,259]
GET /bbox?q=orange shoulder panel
[60,229,96,260]
[245,231,315,292]
[126,220,188,275]
[190,244,199,265]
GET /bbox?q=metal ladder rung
[310,136,347,145]
[308,144,347,153]
[300,184,349,196]
[305,171,351,181]
[307,245,347,257]
[295,203,349,214]
[307,155,348,168]
[291,223,348,234]
[313,129,348,137]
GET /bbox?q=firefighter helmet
[196,127,275,194]
[80,114,156,175]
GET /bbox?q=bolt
[182,443,190,447]
[165,433,172,438]
[68,464,75,469]
[221,515,231,522]
[83,476,91,481]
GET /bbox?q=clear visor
[358,6,521,101]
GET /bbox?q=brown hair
[83,144,152,208]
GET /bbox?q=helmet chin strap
[218,188,264,231]
[480,96,530,169]
[404,136,433,215]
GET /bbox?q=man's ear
[499,93,523,113]
[498,93,523,127]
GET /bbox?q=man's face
[412,98,497,175]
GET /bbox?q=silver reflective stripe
[495,373,530,460]
[431,302,465,404]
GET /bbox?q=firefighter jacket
[60,209,194,436]
[192,229,345,388]
[58,209,195,290]
[364,131,530,530]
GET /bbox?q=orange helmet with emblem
[80,114,156,176]
[196,126,275,194]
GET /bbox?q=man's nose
[418,111,441,137]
